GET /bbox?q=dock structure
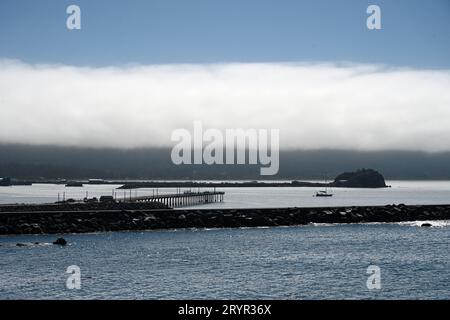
[125,191,225,208]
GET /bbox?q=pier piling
[124,190,225,208]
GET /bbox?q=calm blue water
[1,222,449,299]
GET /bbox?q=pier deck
[125,191,225,208]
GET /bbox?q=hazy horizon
[2,144,450,180]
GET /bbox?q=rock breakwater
[0,204,449,235]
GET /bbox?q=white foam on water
[398,220,450,228]
[309,220,450,228]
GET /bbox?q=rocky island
[331,169,387,188]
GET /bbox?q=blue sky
[0,0,449,68]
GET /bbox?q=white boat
[315,176,333,197]
[315,190,333,197]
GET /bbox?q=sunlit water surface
[0,181,449,299]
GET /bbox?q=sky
[0,0,449,67]
[0,0,449,151]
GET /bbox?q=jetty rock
[53,238,67,246]
[332,169,387,188]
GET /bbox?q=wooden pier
[124,191,225,208]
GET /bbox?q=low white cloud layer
[1,59,449,151]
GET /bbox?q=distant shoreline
[0,180,391,189]
[1,168,390,189]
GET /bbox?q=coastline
[1,203,449,235]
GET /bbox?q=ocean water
[0,180,450,208]
[0,222,449,299]
[0,181,449,299]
